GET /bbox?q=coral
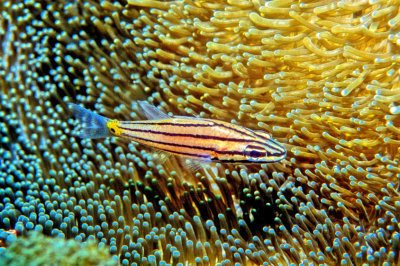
[0,231,115,265]
[1,0,400,265]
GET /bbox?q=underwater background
[1,0,400,265]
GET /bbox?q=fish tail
[68,103,111,139]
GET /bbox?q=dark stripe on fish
[119,126,257,144]
[121,132,256,157]
[120,120,257,139]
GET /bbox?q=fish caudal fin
[68,103,111,139]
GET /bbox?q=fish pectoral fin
[149,149,172,165]
[138,101,171,120]
[179,157,210,172]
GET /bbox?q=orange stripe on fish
[69,102,286,163]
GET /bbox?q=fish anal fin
[138,101,170,120]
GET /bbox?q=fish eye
[110,127,116,133]
[244,145,267,161]
[249,150,265,157]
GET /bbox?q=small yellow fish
[69,102,286,163]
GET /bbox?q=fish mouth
[276,148,287,160]
[267,139,287,160]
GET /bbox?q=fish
[0,229,17,248]
[68,101,286,164]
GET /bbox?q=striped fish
[69,102,286,164]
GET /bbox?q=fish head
[243,138,286,163]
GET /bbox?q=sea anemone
[1,0,400,265]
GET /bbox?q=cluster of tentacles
[1,0,400,264]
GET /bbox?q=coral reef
[0,231,115,265]
[1,0,400,265]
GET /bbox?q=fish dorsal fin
[138,101,170,120]
[173,115,205,121]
